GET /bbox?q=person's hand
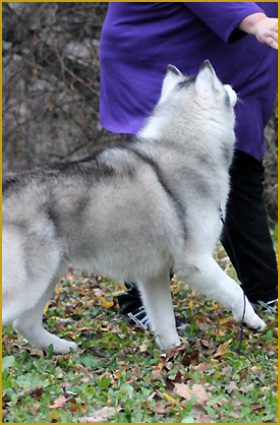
[238,13,278,50]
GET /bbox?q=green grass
[2,237,278,423]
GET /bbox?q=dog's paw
[245,315,266,332]
[155,333,181,351]
[32,334,78,354]
[243,309,266,332]
[232,299,266,332]
[49,339,78,354]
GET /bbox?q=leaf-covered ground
[2,239,278,423]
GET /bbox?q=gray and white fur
[2,61,265,354]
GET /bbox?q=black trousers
[221,150,278,303]
[122,150,278,308]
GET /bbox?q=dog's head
[140,60,236,157]
[159,60,236,112]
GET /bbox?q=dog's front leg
[137,268,180,350]
[176,253,266,331]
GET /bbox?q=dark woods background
[2,2,278,222]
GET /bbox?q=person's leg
[117,282,143,315]
[221,150,278,306]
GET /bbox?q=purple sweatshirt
[100,2,278,160]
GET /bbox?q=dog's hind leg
[2,228,56,326]
[2,224,61,326]
[3,225,77,353]
[176,253,266,331]
[138,268,180,350]
[13,275,78,354]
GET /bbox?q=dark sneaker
[121,305,187,332]
[124,306,150,329]
[251,298,278,314]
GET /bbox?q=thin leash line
[218,204,248,358]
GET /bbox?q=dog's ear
[159,64,182,102]
[195,60,216,95]
[166,64,182,77]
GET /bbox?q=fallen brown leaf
[250,402,262,411]
[78,406,121,423]
[181,349,199,367]
[16,386,44,403]
[149,403,168,414]
[28,348,44,356]
[74,363,94,383]
[213,338,233,357]
[225,380,239,395]
[49,395,67,409]
[175,383,210,405]
[195,414,215,423]
[189,363,208,373]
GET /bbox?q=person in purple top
[99,2,278,328]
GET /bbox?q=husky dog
[2,61,266,354]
